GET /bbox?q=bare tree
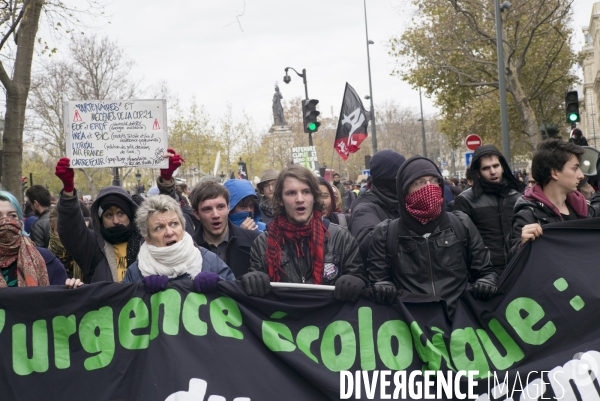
[28,34,138,197]
[0,0,106,201]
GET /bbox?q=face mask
[404,185,444,224]
[0,217,22,249]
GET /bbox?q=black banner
[1,219,600,400]
[335,83,369,161]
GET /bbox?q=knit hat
[398,156,443,196]
[369,150,406,182]
[98,194,134,221]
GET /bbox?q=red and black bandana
[265,210,328,284]
[404,185,444,224]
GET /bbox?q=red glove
[55,158,75,192]
[160,148,185,181]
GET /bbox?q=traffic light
[21,176,27,193]
[565,91,580,123]
[302,99,321,134]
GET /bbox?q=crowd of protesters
[1,138,596,320]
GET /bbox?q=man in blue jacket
[223,179,266,232]
[190,180,260,278]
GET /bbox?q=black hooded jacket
[366,156,496,317]
[57,186,142,283]
[454,145,524,275]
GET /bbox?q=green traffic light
[568,113,578,122]
[308,122,317,131]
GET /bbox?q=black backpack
[386,212,468,268]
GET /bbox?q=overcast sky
[34,0,600,132]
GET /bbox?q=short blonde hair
[135,195,185,238]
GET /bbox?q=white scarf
[137,233,203,279]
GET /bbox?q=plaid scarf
[0,218,49,287]
[266,210,327,284]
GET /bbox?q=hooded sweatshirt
[223,180,266,232]
[58,186,142,283]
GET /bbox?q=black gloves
[334,275,365,302]
[473,274,499,300]
[372,281,397,305]
[241,271,271,297]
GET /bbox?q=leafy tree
[390,0,578,152]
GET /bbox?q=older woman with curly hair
[123,195,235,293]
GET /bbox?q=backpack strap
[385,218,400,269]
[447,212,468,262]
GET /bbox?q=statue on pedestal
[272,85,287,126]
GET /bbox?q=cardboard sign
[292,146,320,176]
[63,100,168,168]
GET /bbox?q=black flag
[334,83,370,161]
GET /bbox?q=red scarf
[0,218,48,287]
[405,185,444,224]
[265,210,327,284]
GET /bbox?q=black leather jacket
[249,222,366,285]
[454,187,521,275]
[367,211,496,316]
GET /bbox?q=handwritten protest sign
[63,100,168,168]
[292,146,320,176]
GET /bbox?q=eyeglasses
[263,182,275,190]
[412,177,442,188]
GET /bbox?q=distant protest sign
[63,100,168,168]
[292,146,320,176]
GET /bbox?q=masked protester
[122,195,234,293]
[366,157,498,318]
[224,179,266,232]
[454,145,525,276]
[0,191,67,287]
[243,166,367,303]
[55,158,143,282]
[349,150,406,266]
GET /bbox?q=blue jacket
[223,180,266,231]
[37,247,67,285]
[122,246,235,283]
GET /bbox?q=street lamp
[135,170,141,194]
[283,67,309,99]
[237,158,247,180]
[495,0,512,164]
[284,67,316,147]
[418,88,427,158]
[364,0,378,153]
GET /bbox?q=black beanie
[98,194,134,221]
[370,150,406,182]
[398,156,443,196]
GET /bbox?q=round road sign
[465,134,482,151]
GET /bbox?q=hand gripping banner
[0,219,600,400]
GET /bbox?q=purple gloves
[193,272,221,293]
[142,275,169,293]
